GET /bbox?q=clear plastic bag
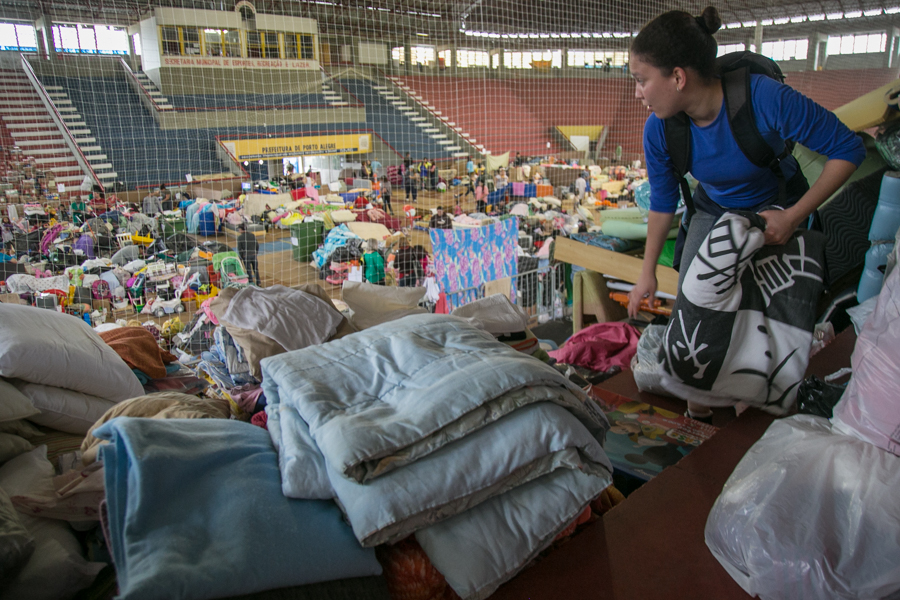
[705,415,900,600]
[631,324,671,396]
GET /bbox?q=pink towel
[512,182,526,197]
[548,322,641,372]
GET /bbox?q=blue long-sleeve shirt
[644,74,866,214]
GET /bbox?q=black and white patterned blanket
[660,212,826,414]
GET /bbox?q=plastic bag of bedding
[705,415,900,600]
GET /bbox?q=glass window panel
[133,33,141,55]
[223,30,240,57]
[841,34,855,54]
[264,31,278,58]
[0,24,17,48]
[161,25,180,55]
[15,24,36,49]
[58,25,80,51]
[853,34,868,53]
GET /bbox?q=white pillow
[451,294,529,335]
[0,433,33,464]
[0,447,104,600]
[342,281,428,330]
[0,304,144,402]
[0,420,45,441]
[0,486,34,589]
[14,383,117,435]
[0,378,39,423]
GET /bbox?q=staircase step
[10,131,59,138]
[452,152,469,157]
[56,175,86,183]
[0,108,45,115]
[329,102,350,106]
[372,85,388,90]
[447,122,456,127]
[432,111,442,116]
[75,137,96,143]
[156,105,174,110]
[96,172,118,179]
[436,140,454,145]
[43,86,63,91]
[64,122,87,128]
[15,139,65,146]
[79,146,101,152]
[0,98,41,105]
[57,106,77,112]
[400,111,417,116]
[409,117,426,122]
[85,154,108,161]
[35,155,75,162]
[3,115,52,121]
[416,122,431,128]
[60,114,80,120]
[423,128,440,133]
[69,129,92,135]
[88,163,113,170]
[430,134,447,139]
[48,93,67,98]
[446,146,462,151]
[50,165,82,173]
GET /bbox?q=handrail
[119,58,168,113]
[19,53,105,193]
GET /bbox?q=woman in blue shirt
[627,6,865,319]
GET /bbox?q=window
[51,24,129,54]
[204,29,224,56]
[717,43,746,56]
[826,32,887,55]
[503,50,562,69]
[181,27,201,55]
[411,45,434,66]
[161,25,180,55]
[438,49,452,67]
[298,34,314,59]
[0,23,38,51]
[223,30,241,57]
[567,50,627,68]
[392,46,405,64]
[456,49,489,68]
[761,38,808,61]
[247,31,263,57]
[133,33,141,56]
[263,31,279,58]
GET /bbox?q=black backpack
[664,51,800,217]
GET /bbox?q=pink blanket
[548,322,641,372]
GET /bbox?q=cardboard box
[0,293,26,305]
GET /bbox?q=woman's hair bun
[699,6,722,35]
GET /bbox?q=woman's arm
[627,210,675,318]
[759,158,857,245]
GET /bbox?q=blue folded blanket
[96,418,382,600]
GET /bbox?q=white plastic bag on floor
[705,415,900,600]
[632,324,671,397]
[831,240,900,456]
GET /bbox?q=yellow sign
[225,134,372,160]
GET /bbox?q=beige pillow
[342,281,428,330]
[0,433,33,464]
[0,379,39,424]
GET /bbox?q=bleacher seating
[397,76,564,156]
[38,75,365,189]
[337,79,460,160]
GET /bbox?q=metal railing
[442,261,565,325]
[119,58,171,120]
[19,54,105,193]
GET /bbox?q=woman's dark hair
[631,6,722,81]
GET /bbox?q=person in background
[403,152,413,174]
[429,159,438,190]
[475,177,487,213]
[514,152,524,167]
[1,216,15,252]
[361,160,373,180]
[371,158,383,179]
[575,172,587,205]
[394,237,420,287]
[476,161,486,179]
[429,205,453,229]
[466,157,475,178]
[160,185,173,212]
[404,168,418,202]
[362,238,385,285]
[236,223,261,286]
[70,197,88,225]
[381,176,393,215]
[142,190,162,217]
[419,158,430,190]
[494,168,509,189]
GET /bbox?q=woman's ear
[672,66,687,91]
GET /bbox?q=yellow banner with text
[225,134,371,160]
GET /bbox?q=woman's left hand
[758,209,803,246]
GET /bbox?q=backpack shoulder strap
[722,67,782,170]
[663,112,696,216]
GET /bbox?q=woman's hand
[758,209,803,246]
[628,271,658,319]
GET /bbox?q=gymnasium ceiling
[0,0,898,43]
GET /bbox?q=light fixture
[243,161,248,165]
[826,12,843,19]
[416,32,428,37]
[844,10,862,18]
[259,160,264,165]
